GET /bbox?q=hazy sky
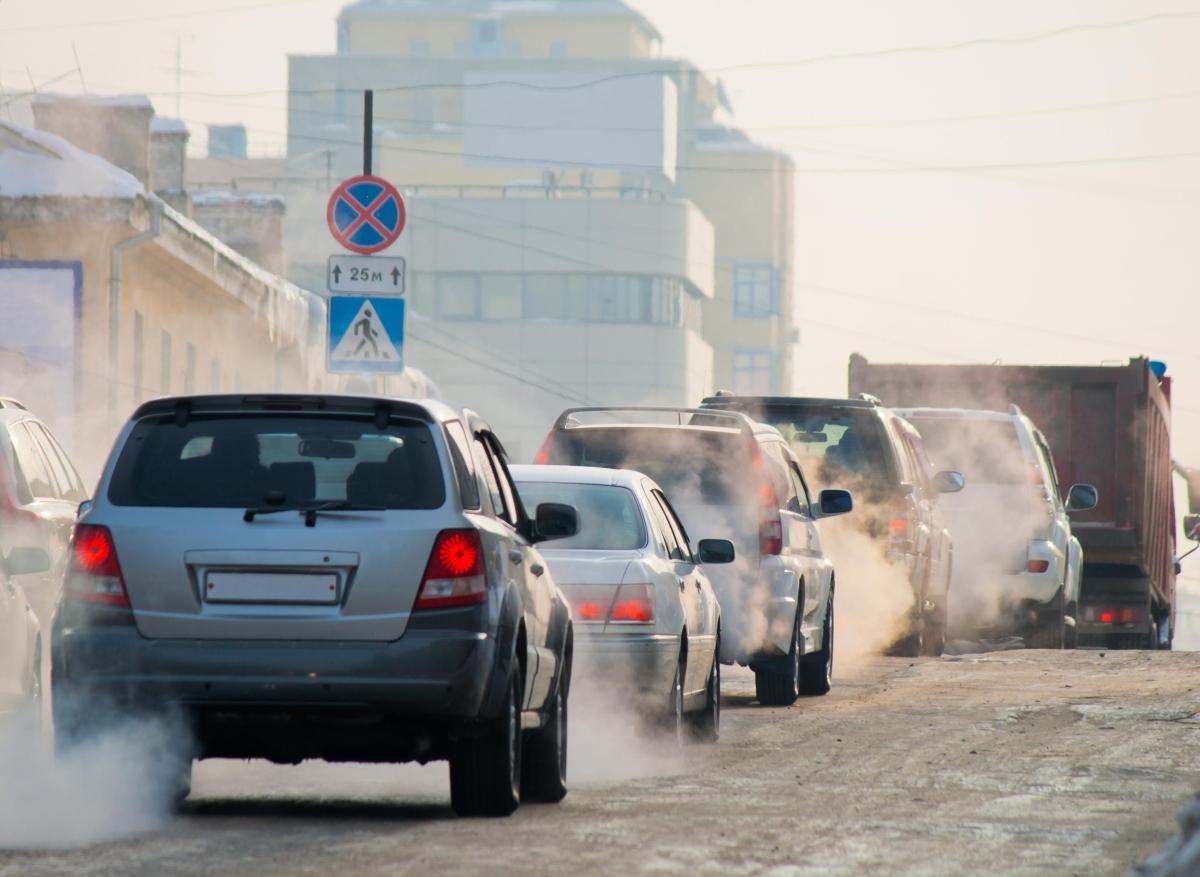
[2,0,1198,450]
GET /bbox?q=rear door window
[653,490,694,562]
[29,423,86,502]
[444,420,481,510]
[645,488,686,561]
[761,441,798,511]
[9,422,56,500]
[108,414,445,509]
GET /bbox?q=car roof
[703,394,882,411]
[894,406,1016,423]
[127,393,466,425]
[510,464,652,491]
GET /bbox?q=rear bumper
[52,610,507,759]
[573,630,679,699]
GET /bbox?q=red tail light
[66,525,130,607]
[564,586,612,622]
[533,433,555,465]
[747,440,783,556]
[888,517,910,535]
[415,529,487,609]
[1084,606,1143,624]
[608,584,655,623]
[1026,559,1050,573]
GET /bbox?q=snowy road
[3,651,1199,877]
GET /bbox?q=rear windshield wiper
[300,501,385,527]
[243,502,385,526]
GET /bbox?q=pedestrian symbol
[327,296,405,373]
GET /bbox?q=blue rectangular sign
[327,295,405,374]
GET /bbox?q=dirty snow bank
[1129,796,1200,877]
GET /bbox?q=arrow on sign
[391,267,401,285]
[332,265,342,282]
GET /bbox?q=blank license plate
[205,572,339,604]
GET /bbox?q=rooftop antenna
[72,44,86,92]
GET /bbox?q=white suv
[896,405,1097,648]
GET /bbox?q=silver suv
[53,394,578,816]
[535,407,852,706]
[897,405,1097,647]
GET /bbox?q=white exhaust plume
[0,710,189,850]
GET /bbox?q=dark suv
[702,394,963,656]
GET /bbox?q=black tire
[1025,615,1065,649]
[22,636,43,734]
[887,624,924,658]
[686,638,721,742]
[800,599,833,696]
[921,612,946,657]
[755,613,801,706]
[169,758,193,809]
[666,659,684,744]
[522,684,568,803]
[450,671,522,817]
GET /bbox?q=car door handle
[531,563,545,577]
[678,578,687,592]
[508,550,524,564]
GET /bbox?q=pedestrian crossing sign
[327,295,405,373]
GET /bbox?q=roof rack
[551,406,753,433]
[0,397,28,411]
[857,393,882,406]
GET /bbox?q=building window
[133,311,144,403]
[481,274,522,320]
[437,274,481,319]
[732,349,776,395]
[472,19,502,56]
[160,330,172,394]
[185,343,196,393]
[733,262,778,318]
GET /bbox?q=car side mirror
[534,502,578,542]
[5,547,50,576]
[933,470,965,494]
[815,488,853,519]
[1184,513,1200,542]
[1065,484,1098,513]
[698,538,735,564]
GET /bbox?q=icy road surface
[4,651,1200,877]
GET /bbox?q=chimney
[151,116,191,215]
[31,94,155,188]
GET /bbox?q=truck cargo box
[849,354,1176,647]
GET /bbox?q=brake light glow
[574,600,606,621]
[1083,605,1143,624]
[889,517,909,534]
[533,433,555,465]
[1026,559,1050,573]
[609,584,655,623]
[65,525,130,607]
[747,439,783,556]
[415,529,487,609]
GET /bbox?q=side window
[443,421,481,510]
[10,423,56,500]
[653,490,694,563]
[30,424,86,502]
[645,489,685,561]
[884,418,916,487]
[762,442,798,511]
[1034,432,1063,502]
[641,484,670,556]
[471,438,505,518]
[788,461,813,517]
[483,434,521,526]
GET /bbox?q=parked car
[534,407,852,706]
[0,536,47,723]
[895,406,1097,648]
[701,394,962,656]
[53,394,578,817]
[0,398,88,626]
[511,464,731,741]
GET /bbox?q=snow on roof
[0,120,143,199]
[150,116,189,136]
[191,190,286,209]
[31,92,153,110]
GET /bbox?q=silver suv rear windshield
[108,415,445,509]
[906,417,1026,485]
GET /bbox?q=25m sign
[327,255,406,294]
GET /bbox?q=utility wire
[77,8,1200,99]
[0,0,323,33]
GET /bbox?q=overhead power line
[58,8,1200,99]
[0,0,321,33]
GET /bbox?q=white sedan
[511,465,732,742]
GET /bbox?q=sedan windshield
[516,481,646,550]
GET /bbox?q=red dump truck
[848,355,1176,649]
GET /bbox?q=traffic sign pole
[363,89,373,176]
